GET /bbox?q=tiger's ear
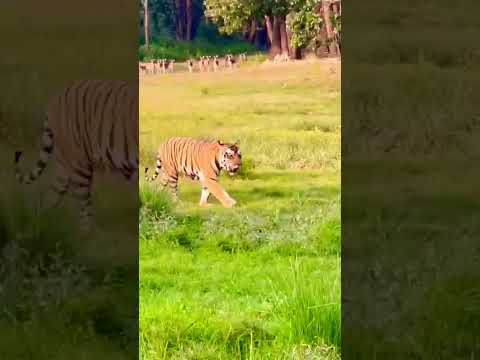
[217,140,224,146]
[234,139,240,146]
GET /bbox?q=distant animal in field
[14,80,138,232]
[139,62,148,75]
[139,61,154,75]
[213,56,220,72]
[152,59,160,74]
[198,57,206,72]
[160,59,167,74]
[273,53,290,63]
[166,59,175,73]
[187,58,194,73]
[239,53,247,63]
[204,56,212,72]
[145,137,241,208]
[219,56,227,69]
[226,54,236,70]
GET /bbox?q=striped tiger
[145,137,241,208]
[14,80,138,231]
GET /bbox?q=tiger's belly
[180,166,200,181]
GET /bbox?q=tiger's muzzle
[227,164,240,176]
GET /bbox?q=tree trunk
[247,18,257,44]
[278,16,290,55]
[270,16,282,57]
[143,0,149,48]
[175,0,186,41]
[264,15,273,47]
[185,0,193,41]
[322,0,337,55]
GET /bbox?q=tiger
[14,80,139,231]
[144,137,241,208]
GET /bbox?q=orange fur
[145,137,241,207]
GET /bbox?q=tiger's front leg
[202,178,236,208]
[199,185,211,207]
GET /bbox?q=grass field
[139,58,341,359]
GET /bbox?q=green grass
[140,58,341,358]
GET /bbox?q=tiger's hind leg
[166,175,179,203]
[157,172,179,203]
[70,165,94,232]
[43,171,70,208]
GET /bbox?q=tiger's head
[217,140,242,176]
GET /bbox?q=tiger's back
[15,79,139,231]
[158,137,219,180]
[47,80,138,176]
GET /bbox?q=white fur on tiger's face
[14,80,138,232]
[221,144,242,176]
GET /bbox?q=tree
[141,0,150,48]
[139,0,202,44]
[174,0,203,40]
[204,0,292,57]
[287,0,341,56]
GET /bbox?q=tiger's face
[218,141,242,176]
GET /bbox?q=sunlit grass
[140,59,341,359]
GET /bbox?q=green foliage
[139,37,256,61]
[310,217,341,256]
[270,258,341,348]
[139,0,202,43]
[204,0,291,35]
[204,0,260,35]
[287,0,323,49]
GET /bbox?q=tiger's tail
[145,158,162,182]
[15,119,54,184]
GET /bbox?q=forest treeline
[139,0,341,59]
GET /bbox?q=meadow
[139,58,341,359]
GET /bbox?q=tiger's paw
[225,199,237,208]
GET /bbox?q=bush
[310,218,341,256]
[236,156,256,179]
[139,39,257,62]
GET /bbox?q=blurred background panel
[0,1,138,359]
